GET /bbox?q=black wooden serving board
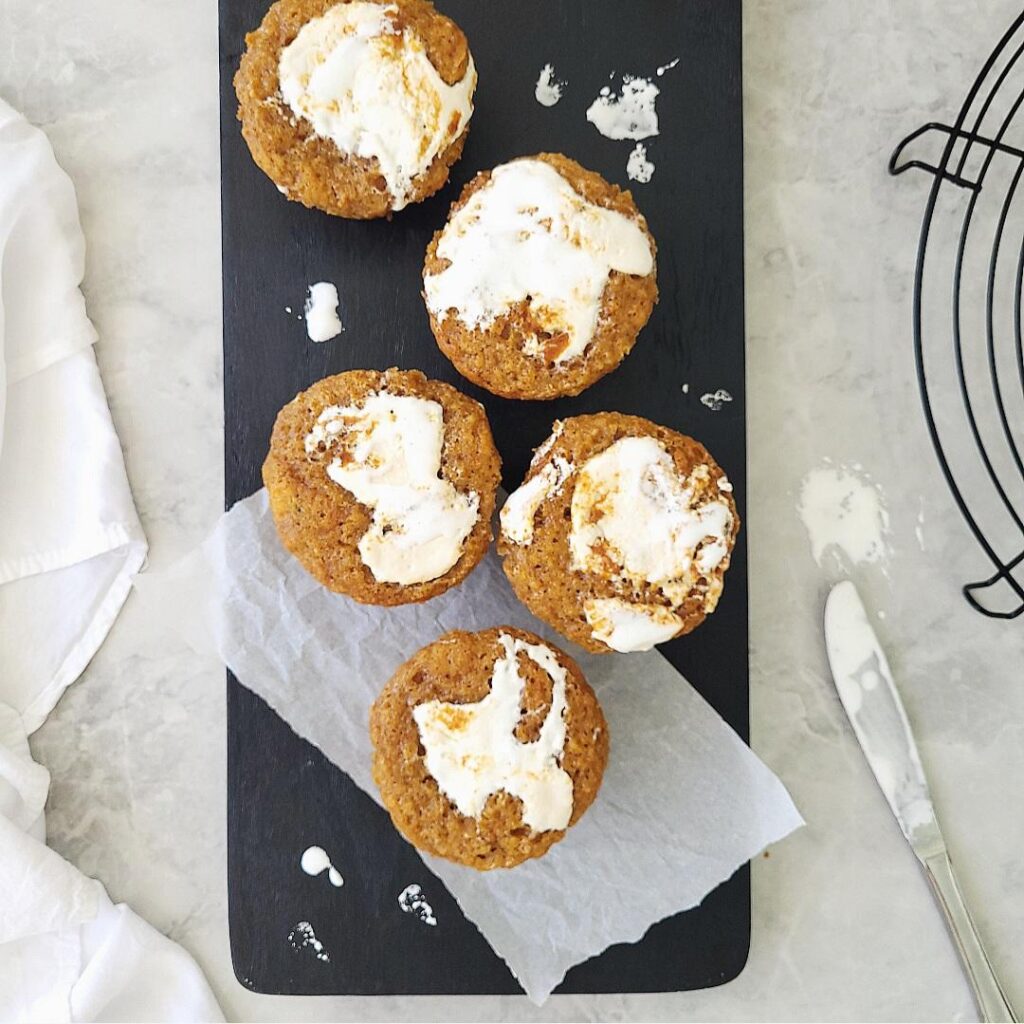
[220,0,747,996]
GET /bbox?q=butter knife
[824,580,1017,1023]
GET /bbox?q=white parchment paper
[137,490,802,1003]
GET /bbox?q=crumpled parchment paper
[136,490,802,1003]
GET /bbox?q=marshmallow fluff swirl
[500,416,738,654]
[304,392,479,585]
[424,158,654,363]
[413,633,573,831]
[571,437,734,651]
[278,1,476,210]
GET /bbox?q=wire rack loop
[890,9,1024,620]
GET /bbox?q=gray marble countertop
[3,0,1023,1019]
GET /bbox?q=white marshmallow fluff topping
[278,1,476,211]
[569,436,734,652]
[304,282,342,342]
[498,455,573,546]
[583,598,683,654]
[412,633,573,832]
[304,392,479,585]
[423,159,654,364]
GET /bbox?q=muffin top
[235,0,476,217]
[423,153,658,399]
[370,626,609,869]
[262,368,500,605]
[498,413,739,653]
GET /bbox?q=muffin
[234,0,476,218]
[422,153,658,399]
[263,368,501,604]
[370,626,609,869]
[498,413,739,653]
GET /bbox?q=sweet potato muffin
[235,0,476,217]
[263,368,501,604]
[370,626,609,869]
[422,153,658,399]
[498,413,739,653]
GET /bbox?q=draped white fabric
[0,97,222,1024]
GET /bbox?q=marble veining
[2,0,1022,1019]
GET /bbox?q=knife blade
[824,580,1017,1023]
[823,579,943,859]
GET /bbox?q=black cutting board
[220,0,748,996]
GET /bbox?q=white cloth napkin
[0,97,223,1023]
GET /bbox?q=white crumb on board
[284,305,292,314]
[656,57,680,76]
[288,921,330,962]
[700,388,733,411]
[797,462,891,569]
[586,75,660,140]
[304,282,342,342]
[535,63,564,107]
[300,845,344,887]
[626,142,654,183]
[398,883,437,926]
[681,382,689,394]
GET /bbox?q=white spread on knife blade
[825,581,934,835]
[423,159,653,364]
[413,633,572,831]
[304,282,342,342]
[278,1,475,210]
[305,392,479,585]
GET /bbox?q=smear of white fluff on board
[288,920,330,962]
[398,883,437,926]
[700,387,733,411]
[535,63,564,106]
[300,845,343,887]
[626,142,654,183]
[798,462,890,567]
[586,75,660,141]
[304,281,342,342]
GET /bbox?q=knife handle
[924,850,1018,1023]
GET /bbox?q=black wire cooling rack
[890,8,1024,619]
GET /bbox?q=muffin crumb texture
[263,368,500,605]
[499,413,739,653]
[235,0,476,217]
[370,627,609,869]
[423,153,658,399]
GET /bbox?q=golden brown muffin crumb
[498,413,739,653]
[263,368,501,605]
[423,153,658,399]
[234,0,474,218]
[370,626,609,869]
